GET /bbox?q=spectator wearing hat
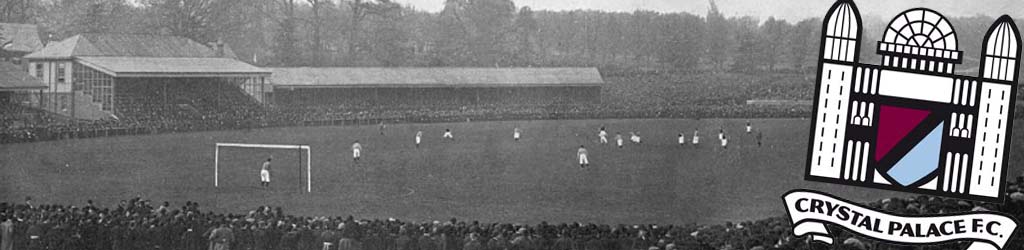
[320,225,338,250]
[253,223,269,250]
[209,222,234,250]
[181,225,202,250]
[337,225,359,250]
[280,226,299,250]
[463,232,483,250]
[511,228,531,250]
[394,227,413,250]
[25,220,43,250]
[0,216,12,250]
[488,231,509,250]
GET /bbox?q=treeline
[0,0,1000,72]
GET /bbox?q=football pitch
[1,119,1021,225]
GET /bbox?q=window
[60,95,68,111]
[56,63,66,83]
[34,63,43,79]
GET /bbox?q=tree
[789,18,819,71]
[462,0,516,66]
[656,13,704,70]
[704,0,730,71]
[432,0,469,66]
[225,0,275,64]
[760,17,791,71]
[306,0,324,66]
[364,1,407,66]
[731,17,760,72]
[629,10,658,64]
[273,0,301,65]
[150,0,249,44]
[78,1,110,34]
[0,0,33,23]
[511,6,537,66]
[343,0,403,66]
[598,14,624,63]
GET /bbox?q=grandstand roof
[269,67,604,88]
[24,33,236,59]
[77,56,270,78]
[0,62,45,90]
[0,23,43,53]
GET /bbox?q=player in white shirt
[720,135,728,149]
[630,132,641,144]
[692,129,700,145]
[443,129,454,141]
[598,127,608,144]
[678,133,685,147]
[577,145,589,168]
[260,158,272,188]
[352,140,362,163]
[513,127,522,141]
[718,128,724,141]
[415,131,423,148]
[746,121,752,134]
[615,133,624,148]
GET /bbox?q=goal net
[214,143,311,192]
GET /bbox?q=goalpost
[214,143,312,192]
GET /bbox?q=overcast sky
[392,0,1024,22]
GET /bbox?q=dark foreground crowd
[3,176,1024,250]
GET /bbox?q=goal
[214,143,312,192]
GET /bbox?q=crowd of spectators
[0,72,1019,144]
[3,176,1024,250]
[113,80,266,131]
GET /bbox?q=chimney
[208,40,225,57]
[43,33,54,46]
[216,40,224,57]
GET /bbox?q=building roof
[0,23,43,53]
[77,57,269,78]
[25,33,234,59]
[0,62,45,90]
[269,67,604,88]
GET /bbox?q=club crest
[804,0,1021,202]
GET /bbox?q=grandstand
[22,33,270,122]
[269,67,604,108]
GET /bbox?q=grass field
[1,119,1021,225]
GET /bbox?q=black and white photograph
[0,0,1023,249]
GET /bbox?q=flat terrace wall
[273,86,601,107]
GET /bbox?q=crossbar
[216,143,310,150]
